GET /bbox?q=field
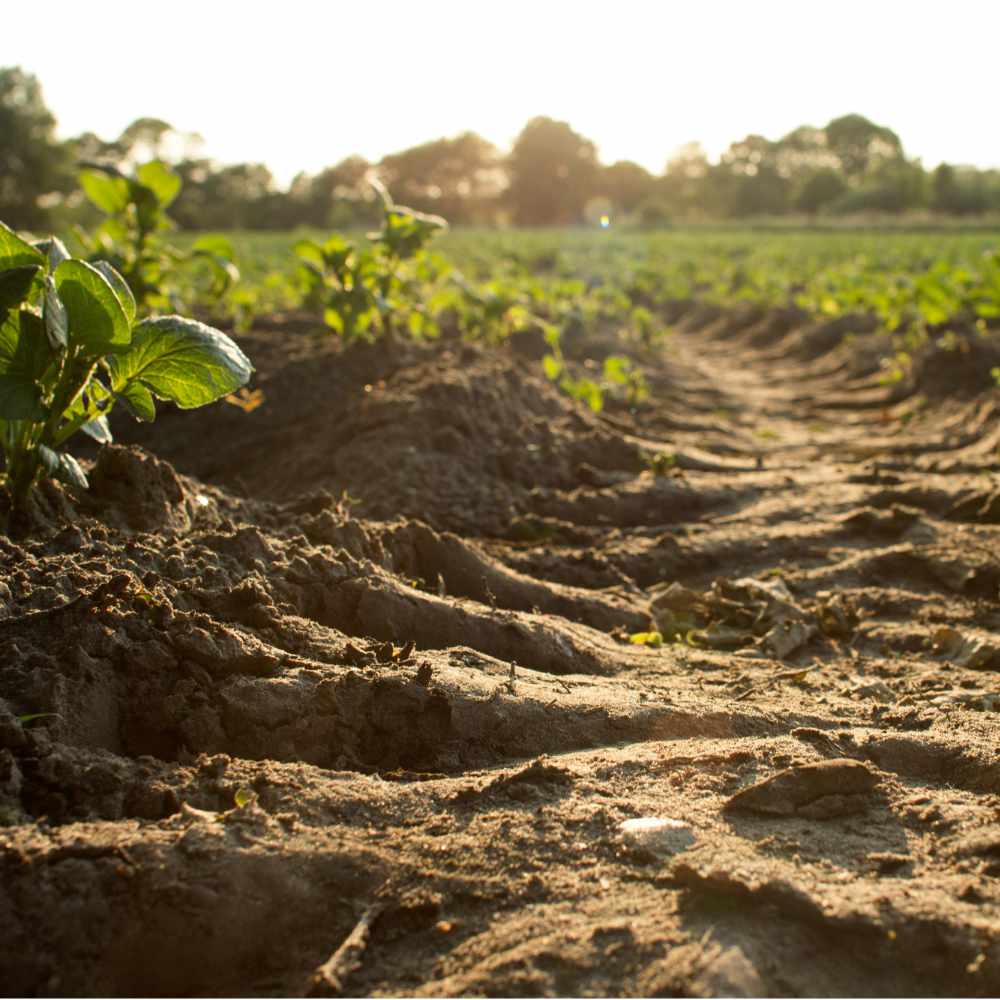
[5,221,1000,996]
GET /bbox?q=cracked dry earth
[4,304,1000,997]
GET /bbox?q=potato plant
[0,221,253,518]
[76,160,239,314]
[294,182,447,341]
[448,272,552,346]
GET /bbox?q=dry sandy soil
[4,303,1000,996]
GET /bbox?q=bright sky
[7,0,999,186]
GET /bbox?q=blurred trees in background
[0,67,69,228]
[379,132,505,224]
[6,64,1000,230]
[505,117,599,225]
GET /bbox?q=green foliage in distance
[541,329,649,413]
[76,160,239,313]
[215,225,1000,418]
[0,220,253,518]
[294,181,448,342]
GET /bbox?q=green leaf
[43,275,68,348]
[603,355,631,384]
[193,253,240,295]
[17,712,58,725]
[540,322,561,348]
[629,631,664,648]
[135,160,181,208]
[323,308,344,335]
[0,310,50,420]
[192,234,235,260]
[0,370,43,421]
[39,445,89,489]
[130,181,169,233]
[118,379,156,421]
[0,266,41,313]
[80,414,112,444]
[112,316,253,408]
[562,377,603,412]
[55,260,131,352]
[293,239,326,270]
[92,261,137,327]
[0,221,46,271]
[32,236,71,269]
[542,354,562,380]
[79,166,131,215]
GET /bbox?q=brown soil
[4,308,1000,996]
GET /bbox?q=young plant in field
[541,327,604,411]
[542,330,648,413]
[601,354,649,406]
[0,221,253,518]
[294,182,447,342]
[76,160,239,313]
[450,272,550,345]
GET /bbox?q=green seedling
[629,631,664,648]
[233,787,255,808]
[630,305,666,347]
[542,337,650,413]
[0,221,253,519]
[602,354,649,405]
[76,160,239,312]
[294,181,447,341]
[451,273,539,345]
[541,326,604,411]
[649,452,677,476]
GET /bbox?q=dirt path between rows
[4,305,1000,996]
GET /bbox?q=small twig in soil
[504,660,517,693]
[305,899,386,997]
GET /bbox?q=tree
[656,143,712,219]
[928,163,992,215]
[794,168,848,215]
[824,114,903,180]
[0,66,68,229]
[931,163,960,213]
[833,158,927,215]
[288,155,375,228]
[378,132,503,224]
[597,160,657,216]
[505,117,599,225]
[113,117,202,166]
[774,125,839,179]
[715,135,791,216]
[172,161,279,229]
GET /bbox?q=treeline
[5,65,1000,231]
